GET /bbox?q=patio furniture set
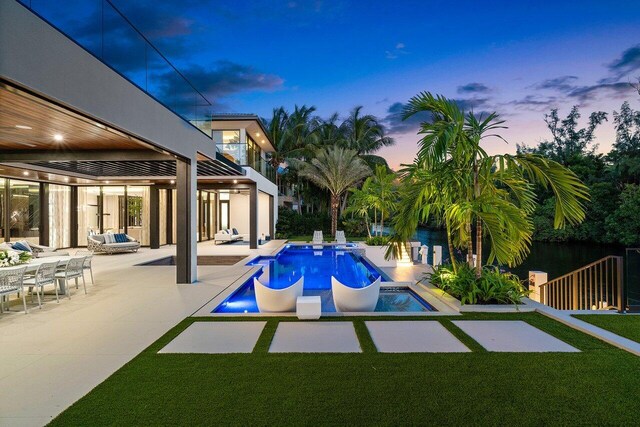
[0,249,95,314]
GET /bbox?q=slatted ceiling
[0,83,151,151]
[27,159,243,177]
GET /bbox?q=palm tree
[339,106,395,168]
[390,92,589,276]
[295,146,371,235]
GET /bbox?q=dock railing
[539,256,624,311]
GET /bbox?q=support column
[39,183,49,246]
[149,186,160,249]
[269,194,274,239]
[70,186,78,248]
[176,158,197,283]
[166,189,173,245]
[4,179,10,242]
[249,183,258,249]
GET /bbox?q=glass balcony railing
[16,0,212,135]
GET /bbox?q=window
[49,184,71,248]
[214,130,245,164]
[9,180,40,244]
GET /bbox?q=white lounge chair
[254,276,304,313]
[312,230,323,244]
[331,276,381,312]
[335,230,346,244]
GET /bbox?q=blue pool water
[214,245,434,313]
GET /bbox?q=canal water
[410,227,625,280]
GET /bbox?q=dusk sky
[31,0,640,169]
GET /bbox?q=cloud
[386,42,408,60]
[457,83,491,94]
[153,61,284,114]
[506,95,559,112]
[606,44,640,80]
[452,98,493,114]
[383,102,430,134]
[567,82,634,102]
[531,75,578,92]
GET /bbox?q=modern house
[0,0,278,283]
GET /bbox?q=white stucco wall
[229,192,250,235]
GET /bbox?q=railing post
[616,257,624,313]
[572,272,579,310]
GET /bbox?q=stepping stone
[452,320,580,352]
[158,321,266,354]
[366,321,470,353]
[269,322,361,353]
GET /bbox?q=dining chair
[22,261,59,308]
[54,257,86,299]
[0,266,28,314]
[75,250,95,284]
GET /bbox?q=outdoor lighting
[233,179,238,184]
[170,180,175,184]
[15,125,32,130]
[255,132,260,137]
[64,177,70,182]
[53,133,64,142]
[105,180,110,184]
[261,140,265,144]
[22,171,29,176]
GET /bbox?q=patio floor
[0,241,283,426]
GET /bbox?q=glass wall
[78,186,100,246]
[101,186,125,234]
[214,130,244,164]
[0,180,4,240]
[127,186,150,245]
[9,180,40,244]
[49,184,71,248]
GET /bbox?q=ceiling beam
[0,150,175,162]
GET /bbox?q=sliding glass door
[9,180,40,244]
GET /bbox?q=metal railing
[16,0,212,134]
[539,256,624,311]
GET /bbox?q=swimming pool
[213,245,434,313]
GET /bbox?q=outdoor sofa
[87,233,140,254]
[214,228,247,244]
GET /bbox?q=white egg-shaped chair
[254,276,304,313]
[331,276,381,313]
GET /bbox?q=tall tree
[390,92,589,276]
[339,106,395,168]
[295,147,371,235]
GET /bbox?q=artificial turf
[49,313,640,426]
[573,314,640,343]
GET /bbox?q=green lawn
[573,314,640,343]
[50,313,640,426]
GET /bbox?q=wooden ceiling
[0,83,152,152]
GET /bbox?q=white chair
[335,230,346,244]
[331,276,381,312]
[75,250,95,284]
[0,266,28,314]
[22,261,59,308]
[312,230,323,244]
[55,257,86,299]
[254,276,304,313]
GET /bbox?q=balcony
[15,0,211,135]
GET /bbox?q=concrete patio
[0,240,283,426]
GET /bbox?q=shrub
[275,206,330,238]
[429,263,529,305]
[340,217,368,237]
[365,235,389,246]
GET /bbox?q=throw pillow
[12,241,32,252]
[114,233,127,243]
[104,234,115,244]
[232,228,239,235]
